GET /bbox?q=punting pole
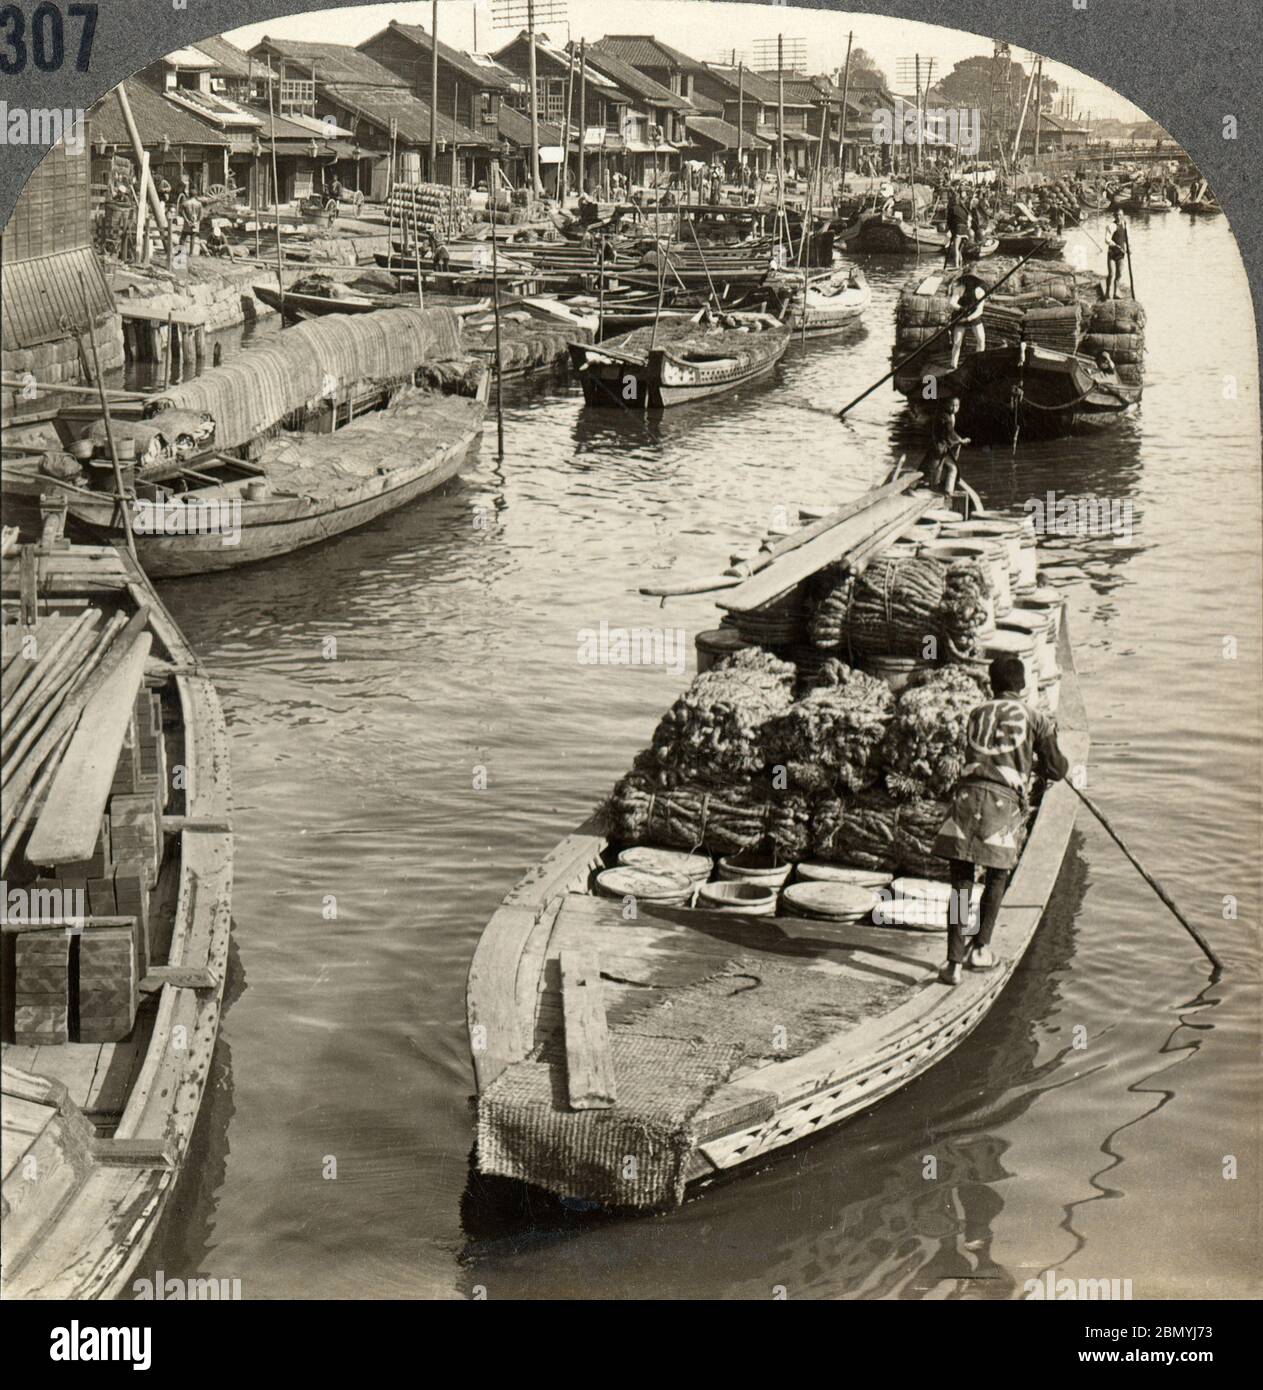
[77,273,137,560]
[412,197,424,308]
[1070,784,1224,977]
[489,169,505,459]
[837,238,1052,418]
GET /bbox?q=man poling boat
[932,654,1070,986]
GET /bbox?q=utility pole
[914,54,922,172]
[777,34,785,192]
[429,0,439,181]
[527,0,543,195]
[1033,55,1043,169]
[838,31,853,184]
[560,39,574,201]
[578,38,587,194]
[736,61,744,175]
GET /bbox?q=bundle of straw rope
[811,791,953,880]
[880,663,990,800]
[647,647,795,783]
[765,659,894,794]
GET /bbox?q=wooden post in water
[489,167,505,459]
[265,59,286,313]
[77,273,136,560]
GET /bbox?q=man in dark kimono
[933,655,1069,984]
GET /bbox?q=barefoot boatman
[933,655,1070,985]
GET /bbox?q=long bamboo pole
[527,0,542,196]
[1070,785,1224,975]
[429,0,440,180]
[560,42,575,203]
[838,33,853,187]
[489,167,505,459]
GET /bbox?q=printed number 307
[0,3,97,74]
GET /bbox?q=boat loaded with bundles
[775,265,870,338]
[569,312,789,409]
[1,504,232,1296]
[466,475,1086,1210]
[0,307,490,576]
[892,257,1145,439]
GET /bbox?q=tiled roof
[251,38,406,87]
[704,65,780,106]
[753,72,820,106]
[191,34,255,78]
[370,21,515,91]
[593,35,707,73]
[584,46,692,111]
[320,82,484,147]
[686,115,769,151]
[88,80,231,147]
[496,104,562,149]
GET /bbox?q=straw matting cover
[478,1033,742,1209]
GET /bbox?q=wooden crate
[13,931,71,1046]
[77,924,137,1044]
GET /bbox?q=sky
[225,0,1147,122]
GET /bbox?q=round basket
[695,627,753,674]
[865,653,934,694]
[718,850,794,888]
[617,846,713,882]
[782,880,880,922]
[696,880,779,914]
[596,866,695,905]
[794,863,894,890]
[985,629,1038,697]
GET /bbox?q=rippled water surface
[146,211,1261,1300]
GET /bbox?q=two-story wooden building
[248,36,488,192]
[358,20,516,187]
[491,31,630,193]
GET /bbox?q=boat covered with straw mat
[1,525,232,1296]
[775,265,870,337]
[466,483,1088,1210]
[145,306,467,451]
[1,378,488,577]
[568,312,789,409]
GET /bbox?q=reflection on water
[142,211,1260,1300]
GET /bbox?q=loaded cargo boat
[466,477,1086,1210]
[1,307,489,577]
[569,312,789,409]
[892,258,1145,439]
[1,510,232,1296]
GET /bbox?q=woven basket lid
[986,629,1036,654]
[782,881,880,921]
[596,867,693,901]
[618,846,713,881]
[795,863,894,889]
[999,609,1048,635]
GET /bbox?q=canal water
[146,209,1260,1300]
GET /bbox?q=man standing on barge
[933,656,1069,985]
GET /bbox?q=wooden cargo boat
[996,231,1066,259]
[1,379,487,577]
[936,343,1143,440]
[837,212,949,254]
[778,265,870,337]
[466,485,1087,1209]
[568,313,788,409]
[1,524,232,1296]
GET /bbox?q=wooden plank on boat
[560,950,617,1110]
[718,492,937,614]
[468,904,536,1091]
[25,633,152,867]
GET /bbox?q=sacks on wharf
[807,556,993,663]
[764,659,894,793]
[644,647,796,783]
[607,772,812,860]
[880,663,989,799]
[811,790,954,881]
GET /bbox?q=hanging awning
[583,126,606,149]
[539,145,564,164]
[624,139,677,155]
